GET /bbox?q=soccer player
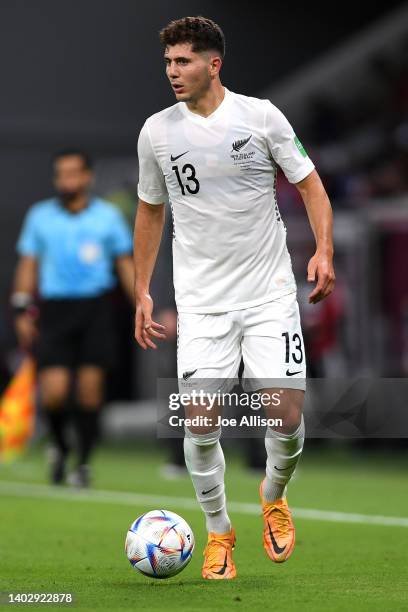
[134,17,335,579]
[12,150,134,487]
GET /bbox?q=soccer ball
[125,510,195,579]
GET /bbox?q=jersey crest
[231,134,252,152]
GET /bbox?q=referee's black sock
[44,408,70,456]
[75,408,100,466]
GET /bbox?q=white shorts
[177,291,306,394]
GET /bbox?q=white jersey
[137,88,314,313]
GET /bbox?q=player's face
[164,43,214,102]
[53,155,92,201]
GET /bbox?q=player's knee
[41,387,69,411]
[183,415,221,438]
[76,383,104,408]
[281,413,302,434]
[278,401,303,434]
[39,369,70,411]
[184,426,221,446]
[76,393,103,410]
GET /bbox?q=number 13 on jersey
[172,164,200,195]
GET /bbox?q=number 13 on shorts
[281,331,304,376]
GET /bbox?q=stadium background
[1,2,408,610]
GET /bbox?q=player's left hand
[307,250,335,304]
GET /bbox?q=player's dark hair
[52,149,93,170]
[159,16,225,58]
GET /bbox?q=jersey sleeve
[264,101,315,184]
[137,121,167,204]
[109,208,133,257]
[16,207,41,256]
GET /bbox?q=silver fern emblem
[231,134,253,152]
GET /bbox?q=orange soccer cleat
[202,528,236,579]
[259,480,295,563]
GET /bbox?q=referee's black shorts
[34,293,117,371]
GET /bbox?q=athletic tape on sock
[183,429,227,515]
[265,415,305,487]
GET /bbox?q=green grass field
[1,441,408,611]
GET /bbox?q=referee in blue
[12,149,134,486]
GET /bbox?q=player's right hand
[135,293,167,350]
[14,313,38,350]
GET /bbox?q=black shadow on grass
[113,574,279,590]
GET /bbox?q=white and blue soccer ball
[125,510,195,579]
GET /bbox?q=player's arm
[295,169,335,304]
[263,102,335,304]
[11,255,39,350]
[133,199,167,349]
[135,119,169,349]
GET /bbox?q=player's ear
[209,55,222,77]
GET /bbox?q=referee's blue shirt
[16,197,133,299]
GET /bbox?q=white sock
[263,415,305,502]
[184,428,231,534]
